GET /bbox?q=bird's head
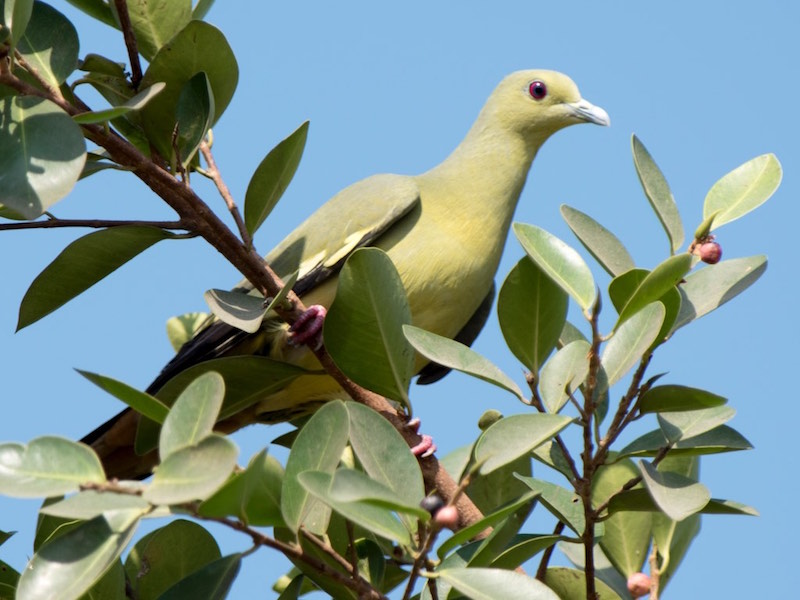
[483,70,609,145]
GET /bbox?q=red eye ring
[528,80,547,100]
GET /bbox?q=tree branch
[112,0,143,88]
[0,218,189,232]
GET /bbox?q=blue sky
[2,1,796,597]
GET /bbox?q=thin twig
[112,0,143,88]
[200,140,254,249]
[0,218,189,232]
[14,50,66,103]
[535,521,565,581]
[300,529,359,577]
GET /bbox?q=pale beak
[569,99,610,126]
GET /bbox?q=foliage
[0,2,779,599]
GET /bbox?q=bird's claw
[407,418,437,457]
[288,305,327,349]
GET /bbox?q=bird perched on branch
[83,69,609,479]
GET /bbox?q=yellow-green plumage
[85,70,608,478]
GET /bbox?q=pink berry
[434,505,459,530]
[698,241,722,264]
[627,572,652,598]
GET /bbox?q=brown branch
[0,218,189,231]
[14,50,66,103]
[299,529,359,579]
[200,141,254,249]
[112,0,143,88]
[536,521,565,581]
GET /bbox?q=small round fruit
[627,572,652,598]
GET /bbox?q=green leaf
[2,0,32,45]
[532,440,575,481]
[639,460,710,521]
[468,453,533,516]
[346,402,424,512]
[40,490,148,520]
[475,414,572,475]
[560,204,635,276]
[673,255,767,330]
[175,72,214,165]
[0,96,85,221]
[515,476,585,535]
[192,0,215,19]
[118,0,191,61]
[198,449,284,527]
[158,372,224,460]
[326,249,414,407]
[73,83,166,124]
[557,543,630,600]
[544,567,622,600]
[327,469,427,520]
[631,135,684,253]
[143,435,238,505]
[592,459,651,577]
[703,154,782,228]
[17,2,78,87]
[490,534,564,570]
[203,289,267,334]
[613,254,692,329]
[657,406,736,443]
[140,20,238,160]
[298,471,411,546]
[158,554,241,600]
[281,401,349,534]
[77,370,169,424]
[608,489,758,517]
[539,340,590,413]
[618,425,752,459]
[0,436,105,498]
[639,384,727,414]
[244,121,309,236]
[440,567,560,600]
[165,312,210,352]
[17,510,141,600]
[83,559,125,600]
[404,325,524,401]
[18,226,176,330]
[124,520,220,600]
[498,257,568,372]
[513,223,596,310]
[600,302,665,389]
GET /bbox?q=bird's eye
[528,80,547,100]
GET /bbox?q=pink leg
[407,417,437,458]
[288,305,327,348]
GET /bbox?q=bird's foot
[407,417,437,458]
[288,305,327,349]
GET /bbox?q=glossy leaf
[703,154,781,228]
[120,0,191,61]
[592,459,651,576]
[657,406,736,443]
[613,254,692,329]
[600,302,665,389]
[639,384,727,414]
[40,490,148,520]
[281,401,349,534]
[17,510,141,600]
[618,425,752,459]
[441,567,560,600]
[203,289,267,334]
[245,121,309,236]
[639,460,710,521]
[175,72,214,165]
[140,21,238,159]
[17,2,78,87]
[18,226,176,330]
[0,96,85,221]
[77,370,169,424]
[673,255,767,330]
[2,0,32,45]
[166,312,210,352]
[513,222,596,309]
[158,371,224,459]
[72,83,166,124]
[544,567,622,600]
[346,402,424,511]
[326,249,414,407]
[498,257,568,372]
[515,476,585,535]
[475,414,572,475]
[404,325,524,401]
[143,435,238,505]
[124,520,220,600]
[539,340,590,413]
[0,436,105,498]
[560,204,634,276]
[158,554,241,600]
[299,471,410,546]
[632,135,684,253]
